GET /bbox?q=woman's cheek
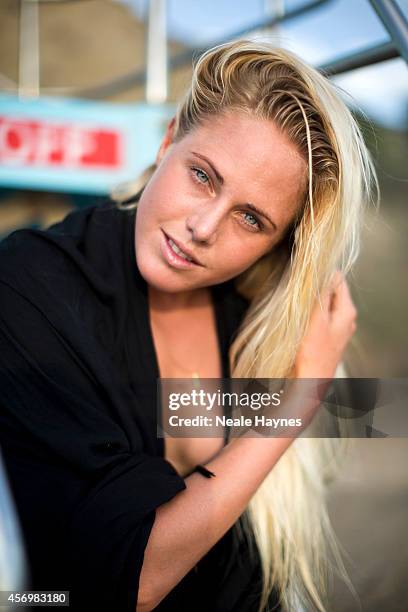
[228,243,267,275]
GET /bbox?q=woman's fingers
[294,270,358,378]
[325,270,343,311]
[329,272,357,331]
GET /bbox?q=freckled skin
[135,111,307,295]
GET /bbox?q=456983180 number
[0,591,69,607]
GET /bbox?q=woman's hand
[294,270,357,379]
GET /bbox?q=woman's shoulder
[0,199,119,260]
[0,200,128,297]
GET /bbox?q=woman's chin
[137,259,195,293]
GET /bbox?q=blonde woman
[0,40,377,612]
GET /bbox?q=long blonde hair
[116,40,379,611]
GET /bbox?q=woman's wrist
[293,360,336,380]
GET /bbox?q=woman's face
[135,111,307,293]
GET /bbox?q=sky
[119,0,408,130]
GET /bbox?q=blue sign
[0,94,175,195]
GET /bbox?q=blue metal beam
[369,0,408,64]
[319,40,399,76]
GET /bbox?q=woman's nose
[186,202,225,245]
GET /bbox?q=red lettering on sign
[0,118,122,169]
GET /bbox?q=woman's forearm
[137,433,293,611]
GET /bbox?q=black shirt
[0,201,280,611]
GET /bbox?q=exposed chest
[150,302,226,477]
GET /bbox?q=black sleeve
[0,280,186,612]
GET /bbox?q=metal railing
[3,0,406,100]
[369,0,408,63]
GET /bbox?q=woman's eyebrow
[190,150,277,230]
[190,151,224,185]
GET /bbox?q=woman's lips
[160,230,203,270]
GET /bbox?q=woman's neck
[148,284,212,314]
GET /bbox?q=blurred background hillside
[0,1,407,610]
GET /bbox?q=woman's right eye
[190,167,210,186]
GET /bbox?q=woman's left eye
[190,167,210,185]
[241,212,261,231]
